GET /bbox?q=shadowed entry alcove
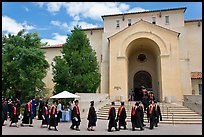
[133,71,152,100]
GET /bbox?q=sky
[2,2,202,45]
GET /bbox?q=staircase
[96,102,202,124]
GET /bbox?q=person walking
[154,101,162,127]
[147,100,156,130]
[70,100,81,131]
[87,101,97,131]
[9,102,19,128]
[21,99,33,127]
[117,102,127,130]
[38,97,44,120]
[57,99,62,122]
[107,102,118,132]
[41,102,49,128]
[48,101,58,131]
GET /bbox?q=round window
[137,53,146,62]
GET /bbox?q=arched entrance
[109,21,182,102]
[133,71,152,101]
[127,38,161,101]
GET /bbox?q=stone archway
[133,71,152,101]
[109,20,182,102]
[127,38,161,101]
[134,71,152,90]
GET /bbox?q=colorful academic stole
[45,106,49,115]
[27,103,31,112]
[149,104,154,115]
[118,106,124,117]
[108,106,114,116]
[75,105,79,115]
[14,106,16,115]
[131,106,136,115]
[52,105,56,115]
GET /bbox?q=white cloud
[51,20,69,29]
[41,33,67,45]
[50,20,98,32]
[33,2,45,8]
[24,7,30,12]
[46,2,63,13]
[2,16,34,35]
[127,7,148,13]
[34,2,148,21]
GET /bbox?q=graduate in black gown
[16,98,21,120]
[48,101,58,131]
[131,102,137,131]
[87,101,97,131]
[41,101,49,128]
[136,102,144,130]
[117,102,127,130]
[154,101,162,127]
[139,101,145,127]
[21,99,33,127]
[70,100,81,131]
[147,100,156,130]
[9,102,19,128]
[2,98,8,126]
[38,97,44,120]
[108,102,118,132]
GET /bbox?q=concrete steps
[96,102,202,124]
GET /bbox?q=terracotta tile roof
[41,44,63,49]
[102,7,186,19]
[184,19,202,23]
[191,72,202,79]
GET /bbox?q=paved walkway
[2,118,202,135]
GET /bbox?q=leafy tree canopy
[2,29,49,102]
[52,26,101,94]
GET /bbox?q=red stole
[131,106,136,115]
[45,106,49,115]
[14,106,16,115]
[51,105,56,115]
[118,106,124,116]
[108,106,114,115]
[75,105,79,115]
[149,104,154,115]
[27,103,31,112]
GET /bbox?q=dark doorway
[133,71,152,101]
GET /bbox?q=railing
[161,102,175,125]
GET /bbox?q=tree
[52,26,101,94]
[2,30,49,102]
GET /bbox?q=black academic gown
[108,106,117,130]
[155,104,162,126]
[42,106,49,126]
[22,103,32,124]
[49,105,58,127]
[71,105,81,128]
[2,102,8,121]
[135,106,143,129]
[147,104,156,129]
[117,106,127,129]
[38,100,44,120]
[131,106,136,130]
[10,106,18,124]
[87,106,97,127]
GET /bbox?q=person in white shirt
[57,99,62,122]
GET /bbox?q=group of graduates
[2,96,96,132]
[2,97,21,127]
[2,95,162,132]
[108,99,162,132]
